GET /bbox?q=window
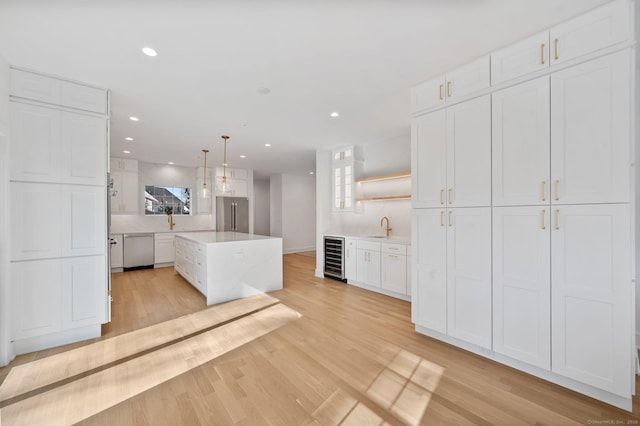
[144,185,191,215]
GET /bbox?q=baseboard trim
[14,325,101,356]
[283,246,315,255]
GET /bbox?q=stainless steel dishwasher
[123,233,155,271]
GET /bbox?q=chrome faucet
[380,216,392,238]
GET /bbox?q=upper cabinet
[11,68,108,114]
[411,57,490,114]
[215,167,248,197]
[490,0,631,85]
[110,157,139,214]
[331,146,362,212]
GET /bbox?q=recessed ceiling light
[142,47,157,57]
[257,87,271,95]
[330,112,340,118]
[240,155,246,159]
[265,143,271,147]
[129,116,139,121]
[123,150,131,154]
[168,162,174,165]
[309,171,315,175]
[125,137,133,141]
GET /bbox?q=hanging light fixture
[201,149,209,198]
[221,135,230,193]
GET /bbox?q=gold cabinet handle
[440,210,445,227]
[554,180,560,201]
[541,181,546,202]
[540,43,545,64]
[554,38,559,60]
[439,84,444,100]
[448,188,453,205]
[440,189,445,205]
[448,210,453,227]
[554,209,560,230]
[540,209,546,230]
[447,81,452,98]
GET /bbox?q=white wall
[315,149,337,277]
[253,178,270,236]
[271,173,316,253]
[110,162,214,234]
[635,0,640,349]
[0,54,13,366]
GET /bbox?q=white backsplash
[337,199,411,238]
[110,214,214,234]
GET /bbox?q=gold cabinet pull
[448,188,453,205]
[554,38,559,60]
[440,189,445,205]
[554,180,560,201]
[540,209,546,230]
[440,210,445,226]
[439,84,444,100]
[540,43,545,64]
[554,209,560,230]
[541,181,546,201]
[448,210,453,227]
[447,81,452,98]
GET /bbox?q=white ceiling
[0,0,610,179]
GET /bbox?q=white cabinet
[10,68,107,114]
[62,185,106,257]
[549,0,630,66]
[60,112,106,185]
[344,238,357,281]
[411,96,491,208]
[550,51,630,205]
[110,159,139,214]
[381,243,407,294]
[62,255,107,329]
[411,56,490,113]
[491,32,550,85]
[446,207,492,349]
[412,209,447,333]
[110,234,123,269]
[492,77,550,206]
[551,204,631,397]
[154,233,175,264]
[356,240,381,287]
[215,167,248,197]
[332,147,361,212]
[493,206,551,369]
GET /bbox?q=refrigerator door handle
[232,202,236,230]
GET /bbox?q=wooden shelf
[356,194,411,202]
[356,172,411,183]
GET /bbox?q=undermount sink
[365,236,386,238]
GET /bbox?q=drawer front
[356,240,381,252]
[382,243,407,255]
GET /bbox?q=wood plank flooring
[1,254,640,425]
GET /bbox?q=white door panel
[60,112,106,185]
[411,111,446,208]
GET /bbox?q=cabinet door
[332,162,354,211]
[411,110,446,208]
[120,171,139,214]
[62,255,106,329]
[154,235,176,264]
[110,234,123,268]
[344,238,357,281]
[445,56,490,102]
[368,250,381,287]
[550,0,630,65]
[60,112,106,185]
[412,209,447,333]
[492,77,550,206]
[446,96,491,207]
[110,171,123,212]
[10,68,61,105]
[61,185,106,257]
[356,249,380,287]
[11,182,61,261]
[410,75,446,113]
[491,32,550,85]
[493,206,550,369]
[551,51,630,204]
[10,102,61,182]
[381,253,407,294]
[60,81,107,114]
[11,259,62,340]
[551,204,632,397]
[446,207,492,348]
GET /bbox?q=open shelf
[356,172,411,183]
[356,194,411,202]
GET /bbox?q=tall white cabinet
[411,0,635,411]
[9,67,108,354]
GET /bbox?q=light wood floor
[1,253,640,425]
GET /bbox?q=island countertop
[174,231,279,244]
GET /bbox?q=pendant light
[201,149,209,198]
[221,135,230,193]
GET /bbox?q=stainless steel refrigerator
[216,197,249,232]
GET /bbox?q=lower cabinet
[11,256,106,341]
[110,234,123,269]
[154,233,175,264]
[356,241,381,287]
[174,237,206,295]
[344,238,357,281]
[381,243,407,294]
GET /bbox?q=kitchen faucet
[168,214,175,230]
[380,216,392,238]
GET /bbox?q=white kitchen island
[174,232,283,305]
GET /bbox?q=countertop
[175,231,281,244]
[324,233,411,245]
